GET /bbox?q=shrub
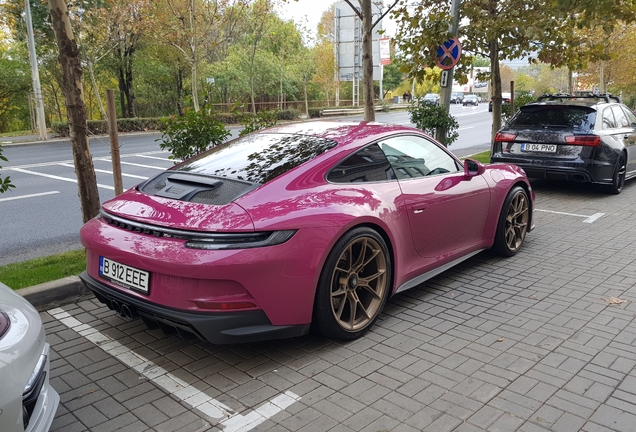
[308,108,322,118]
[503,92,536,123]
[238,110,279,137]
[277,109,300,121]
[159,110,231,162]
[408,100,459,147]
[51,117,165,137]
[0,145,15,193]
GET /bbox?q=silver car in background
[0,282,59,432]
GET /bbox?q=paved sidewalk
[28,179,636,432]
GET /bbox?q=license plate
[521,143,557,153]
[99,256,150,293]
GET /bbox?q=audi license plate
[99,256,150,293]
[521,143,557,153]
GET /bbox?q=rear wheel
[313,227,391,340]
[492,186,530,257]
[607,152,626,195]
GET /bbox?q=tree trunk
[361,0,375,121]
[304,75,309,118]
[48,0,100,223]
[176,67,184,116]
[489,38,502,153]
[191,60,199,112]
[125,51,135,117]
[87,59,107,120]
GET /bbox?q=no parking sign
[436,37,462,70]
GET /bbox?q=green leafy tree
[159,109,231,161]
[392,0,636,151]
[0,44,31,132]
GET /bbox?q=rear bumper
[491,155,614,184]
[80,272,310,344]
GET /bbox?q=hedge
[50,109,301,137]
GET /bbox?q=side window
[378,135,460,180]
[621,106,636,128]
[327,144,396,183]
[611,106,629,128]
[602,108,616,129]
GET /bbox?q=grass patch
[462,150,491,163]
[0,129,37,138]
[0,249,86,290]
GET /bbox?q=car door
[378,135,492,259]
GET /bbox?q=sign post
[437,0,461,146]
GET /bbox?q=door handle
[413,204,428,214]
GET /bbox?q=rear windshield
[510,105,596,131]
[176,133,337,184]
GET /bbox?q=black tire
[492,186,530,257]
[312,227,391,340]
[607,152,626,195]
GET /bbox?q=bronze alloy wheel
[329,237,388,332]
[504,190,529,252]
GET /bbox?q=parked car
[463,95,479,106]
[422,93,441,106]
[491,93,636,194]
[0,282,59,432]
[489,92,511,112]
[450,92,464,104]
[79,121,534,344]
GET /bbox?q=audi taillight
[565,135,601,147]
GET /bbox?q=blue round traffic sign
[436,37,462,70]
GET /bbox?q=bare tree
[343,0,398,121]
[48,0,100,222]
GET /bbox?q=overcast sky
[275,0,397,40]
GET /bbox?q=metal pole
[25,0,47,141]
[106,89,124,196]
[440,0,461,113]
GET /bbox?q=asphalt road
[0,106,491,265]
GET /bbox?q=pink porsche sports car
[80,121,534,343]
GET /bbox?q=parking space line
[48,308,300,430]
[0,190,59,203]
[98,159,166,170]
[136,154,172,161]
[11,168,115,190]
[536,209,605,223]
[58,163,148,179]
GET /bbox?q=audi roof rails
[537,93,621,103]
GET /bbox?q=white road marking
[6,150,169,170]
[99,159,166,170]
[536,209,605,224]
[11,168,115,190]
[136,154,172,161]
[48,308,300,430]
[458,126,473,131]
[58,163,147,179]
[0,190,60,203]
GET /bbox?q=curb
[18,276,93,311]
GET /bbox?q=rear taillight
[565,135,601,146]
[495,132,516,142]
[495,132,516,152]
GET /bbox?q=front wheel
[607,152,626,195]
[313,227,391,340]
[492,186,530,257]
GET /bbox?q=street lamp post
[25,0,48,141]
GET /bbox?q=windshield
[176,133,338,184]
[509,105,597,131]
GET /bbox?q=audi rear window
[176,133,337,184]
[509,106,596,132]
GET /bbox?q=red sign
[436,37,462,70]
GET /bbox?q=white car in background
[0,282,59,432]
